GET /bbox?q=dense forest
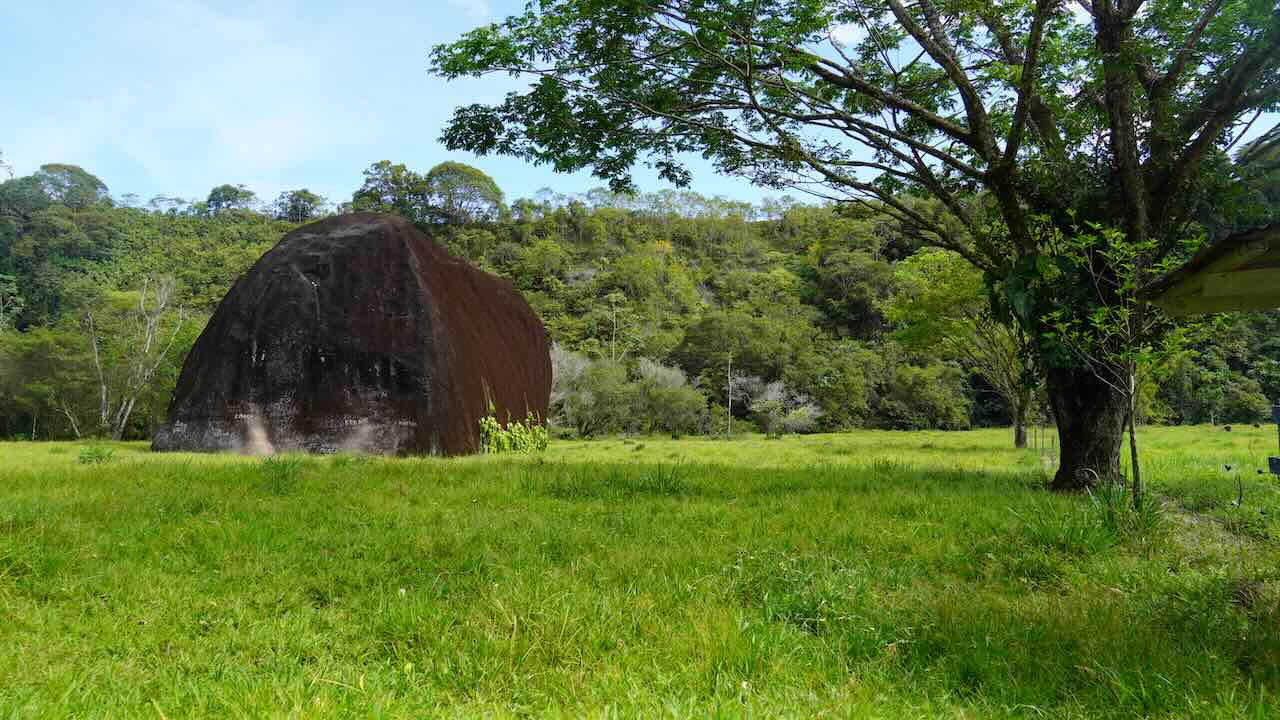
[1,158,1277,443]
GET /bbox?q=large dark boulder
[153,212,551,455]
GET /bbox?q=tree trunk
[1126,365,1143,510]
[1127,409,1143,510]
[1013,391,1029,449]
[1046,365,1126,491]
[60,401,82,440]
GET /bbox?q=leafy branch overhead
[432,0,1280,268]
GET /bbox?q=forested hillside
[1,160,1276,442]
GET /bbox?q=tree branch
[884,0,996,158]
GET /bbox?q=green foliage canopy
[352,160,504,226]
[273,189,327,223]
[205,184,258,214]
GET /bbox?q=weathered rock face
[153,212,551,455]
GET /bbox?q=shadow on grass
[516,457,1048,502]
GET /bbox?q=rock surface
[153,212,551,455]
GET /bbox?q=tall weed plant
[480,411,549,454]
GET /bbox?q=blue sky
[2,2,1274,209]
[0,0,768,206]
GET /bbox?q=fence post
[1271,404,1280,476]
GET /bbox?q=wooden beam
[1203,267,1280,298]
[1148,238,1270,301]
[1155,265,1280,316]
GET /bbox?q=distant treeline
[1,160,1276,441]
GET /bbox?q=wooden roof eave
[1143,225,1280,317]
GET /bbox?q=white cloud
[446,0,491,20]
[5,0,368,199]
[830,22,863,47]
[1068,2,1093,22]
[121,2,344,178]
[5,98,112,175]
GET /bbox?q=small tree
[74,275,190,439]
[745,379,786,437]
[1,325,95,439]
[744,379,823,437]
[884,249,1040,447]
[549,342,591,408]
[601,291,641,363]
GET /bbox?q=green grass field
[2,426,1279,718]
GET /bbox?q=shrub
[636,357,687,388]
[879,363,971,430]
[747,380,822,437]
[551,353,708,437]
[78,445,115,465]
[258,455,305,495]
[706,403,732,437]
[639,381,707,436]
[479,412,549,454]
[550,343,590,406]
[1087,480,1166,542]
[559,360,638,437]
[751,398,786,438]
[781,403,821,434]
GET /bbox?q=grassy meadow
[2,425,1279,718]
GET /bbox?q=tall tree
[425,161,505,224]
[204,184,257,214]
[70,275,189,439]
[432,0,1280,490]
[0,174,53,257]
[350,161,433,224]
[273,189,327,223]
[34,164,109,210]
